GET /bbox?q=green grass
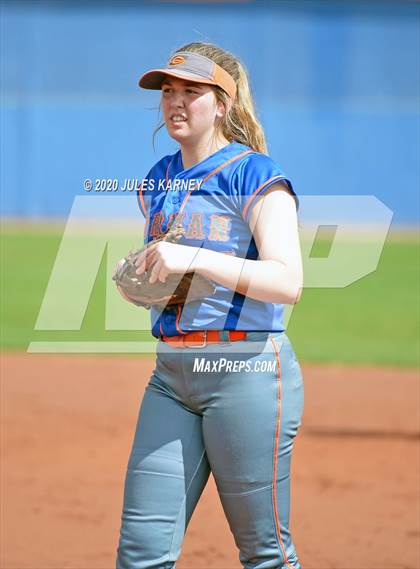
[0,225,154,351]
[1,223,419,367]
[288,238,419,367]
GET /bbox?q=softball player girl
[116,42,304,569]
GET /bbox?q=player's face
[161,77,225,145]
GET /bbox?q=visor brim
[139,68,219,90]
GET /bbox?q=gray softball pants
[116,331,304,569]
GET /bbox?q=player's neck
[180,135,231,171]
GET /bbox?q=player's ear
[216,98,232,119]
[213,86,232,118]
[215,99,226,119]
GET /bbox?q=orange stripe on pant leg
[270,336,295,569]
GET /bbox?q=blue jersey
[137,141,298,338]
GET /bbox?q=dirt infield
[1,353,419,569]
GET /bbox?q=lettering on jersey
[148,212,232,241]
[208,214,232,242]
[150,211,164,238]
[185,213,205,239]
[167,211,186,230]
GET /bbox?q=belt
[160,330,247,348]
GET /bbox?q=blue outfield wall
[1,0,419,223]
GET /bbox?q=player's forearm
[195,248,302,305]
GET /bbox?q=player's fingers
[157,267,169,283]
[135,257,146,274]
[134,249,148,268]
[148,259,164,284]
[135,248,157,274]
[146,249,159,270]
[134,244,157,267]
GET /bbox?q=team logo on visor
[169,55,185,66]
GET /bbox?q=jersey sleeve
[231,153,298,224]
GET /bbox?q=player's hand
[134,242,202,283]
